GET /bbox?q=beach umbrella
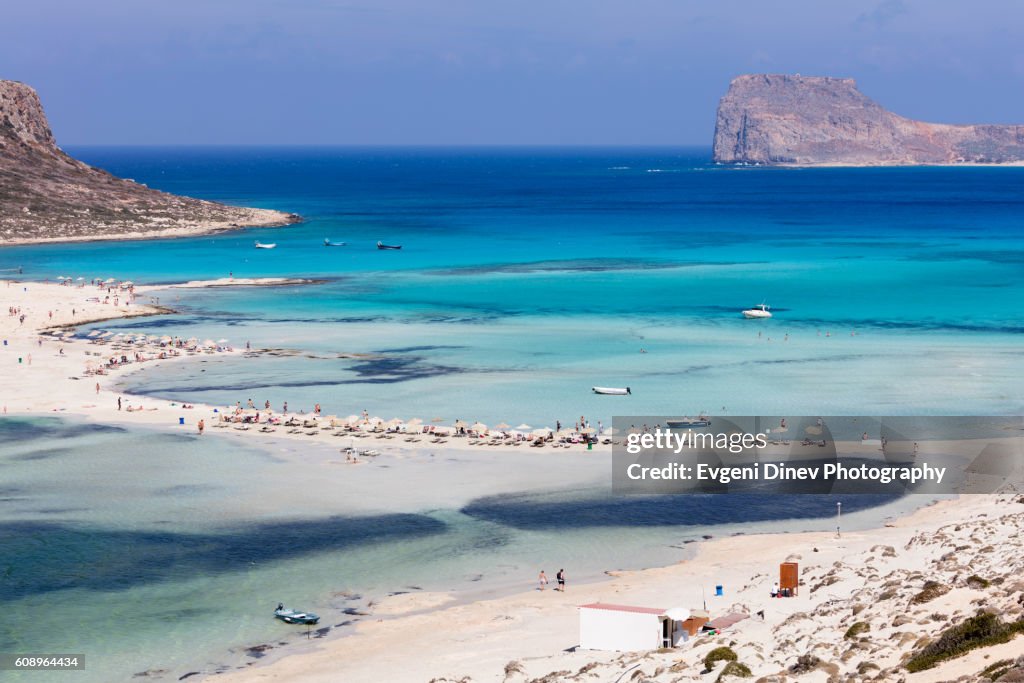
[470,422,487,433]
[431,417,445,423]
[344,415,361,424]
[87,330,101,338]
[217,338,228,344]
[104,278,116,283]
[385,418,404,428]
[494,422,510,430]
[160,335,172,343]
[405,418,423,426]
[516,423,532,430]
[556,429,576,438]
[531,427,553,437]
[202,339,216,348]
[580,427,596,435]
[453,419,469,429]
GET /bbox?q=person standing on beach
[117,397,122,411]
[556,568,566,592]
[538,570,548,591]
[95,382,100,395]
[197,419,205,435]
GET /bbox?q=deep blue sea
[1,147,1022,680]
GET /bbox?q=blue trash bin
[715,585,723,596]
[179,417,185,425]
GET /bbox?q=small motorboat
[592,386,631,395]
[324,239,347,247]
[254,241,277,249]
[666,416,711,428]
[274,603,319,625]
[377,241,402,250]
[742,303,772,319]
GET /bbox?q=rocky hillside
[713,74,1024,165]
[0,80,299,245]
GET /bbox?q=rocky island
[0,79,299,245]
[713,74,1024,166]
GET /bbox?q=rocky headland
[713,74,1024,166]
[0,79,299,245]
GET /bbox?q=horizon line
[61,142,714,150]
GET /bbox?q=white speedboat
[742,303,772,319]
[592,386,631,395]
[254,241,277,249]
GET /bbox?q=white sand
[206,495,1024,683]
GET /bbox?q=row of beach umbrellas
[55,276,129,284]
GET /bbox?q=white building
[579,603,694,651]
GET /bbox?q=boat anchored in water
[742,303,772,319]
[324,239,347,247]
[377,241,402,250]
[254,241,277,249]
[666,415,711,428]
[592,386,631,395]
[274,603,320,625]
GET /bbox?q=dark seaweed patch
[0,513,447,600]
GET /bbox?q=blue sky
[3,0,1022,145]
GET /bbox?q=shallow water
[0,416,929,681]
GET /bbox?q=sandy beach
[199,493,1024,683]
[0,277,566,454]
[2,278,1023,682]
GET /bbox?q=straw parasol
[494,422,510,430]
[470,422,488,433]
[453,419,469,429]
[531,427,553,437]
[431,417,445,423]
[516,423,532,430]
